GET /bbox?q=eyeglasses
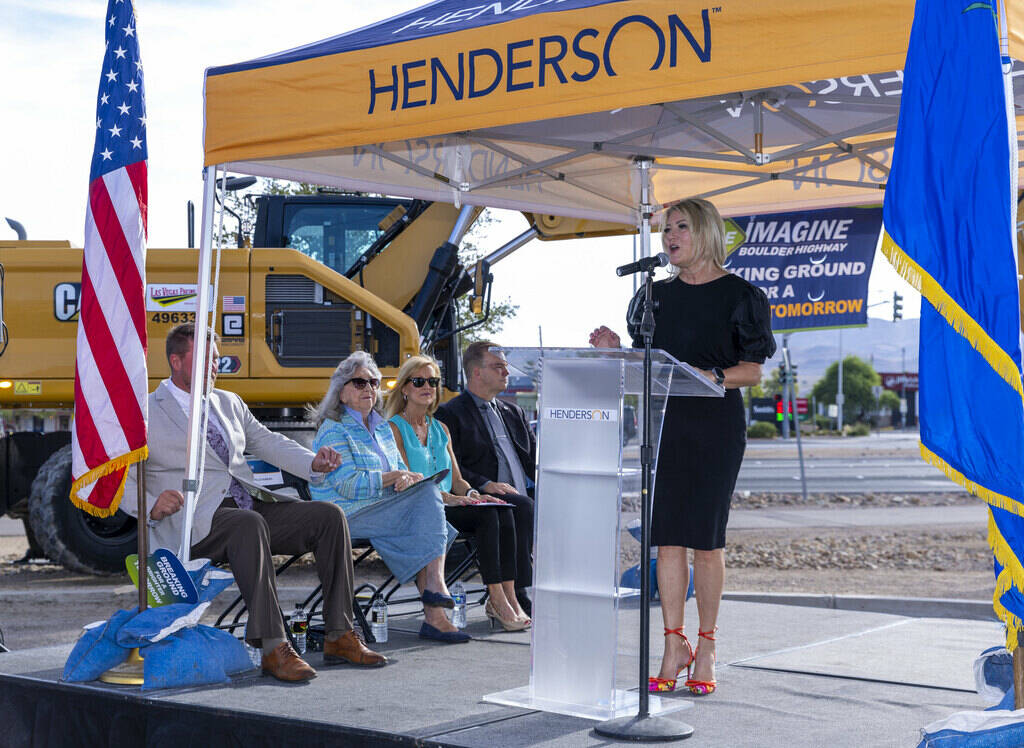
[409,376,440,388]
[346,377,380,390]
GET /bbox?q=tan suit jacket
[123,380,315,552]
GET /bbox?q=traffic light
[777,363,787,384]
[893,291,903,321]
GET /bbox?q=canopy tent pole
[178,165,219,560]
[596,159,694,742]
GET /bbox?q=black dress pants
[444,504,516,584]
[498,491,534,587]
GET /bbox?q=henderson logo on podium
[544,407,618,422]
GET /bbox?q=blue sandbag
[139,624,252,691]
[619,560,695,602]
[63,558,248,689]
[917,710,1024,747]
[62,608,136,682]
[976,646,1014,706]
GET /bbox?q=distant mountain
[768,317,919,391]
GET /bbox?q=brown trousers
[190,499,354,644]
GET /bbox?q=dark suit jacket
[435,391,536,493]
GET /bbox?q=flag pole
[137,462,148,612]
[1015,643,1024,709]
[99,462,148,685]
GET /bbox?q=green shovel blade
[126,549,198,607]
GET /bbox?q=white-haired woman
[310,351,469,644]
[590,198,776,696]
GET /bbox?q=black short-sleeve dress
[628,273,776,550]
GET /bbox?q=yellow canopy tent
[202,0,1024,221]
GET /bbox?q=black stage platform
[0,600,999,747]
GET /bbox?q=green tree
[454,209,519,348]
[878,389,901,413]
[811,355,881,424]
[742,382,766,408]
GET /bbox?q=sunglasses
[346,377,380,390]
[409,376,440,388]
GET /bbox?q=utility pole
[782,337,808,502]
[837,328,845,431]
[779,360,790,439]
[901,346,907,430]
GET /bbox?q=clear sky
[1,0,919,349]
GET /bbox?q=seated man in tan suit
[124,322,385,681]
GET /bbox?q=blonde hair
[661,198,727,272]
[384,355,442,420]
[309,351,382,428]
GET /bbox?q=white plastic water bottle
[370,597,388,643]
[290,605,307,654]
[242,623,261,669]
[451,581,467,629]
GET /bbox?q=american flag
[223,295,246,312]
[70,0,149,517]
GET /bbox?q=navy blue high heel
[421,589,455,609]
[418,622,471,643]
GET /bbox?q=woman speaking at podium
[590,198,775,697]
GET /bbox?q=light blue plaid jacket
[310,410,407,514]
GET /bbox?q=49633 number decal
[150,312,197,324]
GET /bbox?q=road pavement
[736,430,951,493]
[728,504,985,530]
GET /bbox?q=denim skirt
[342,481,456,584]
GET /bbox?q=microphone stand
[596,159,693,741]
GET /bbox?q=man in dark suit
[435,340,535,614]
[124,323,386,682]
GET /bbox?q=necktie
[205,418,253,511]
[485,401,529,494]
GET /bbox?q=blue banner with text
[723,206,880,333]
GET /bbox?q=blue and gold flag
[882,0,1024,648]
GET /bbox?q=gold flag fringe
[880,230,1024,400]
[69,445,149,518]
[925,449,1024,651]
[991,513,1024,652]
[920,442,1024,518]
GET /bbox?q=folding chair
[299,531,484,644]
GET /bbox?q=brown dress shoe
[323,629,388,667]
[261,641,317,682]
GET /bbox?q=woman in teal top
[310,351,469,644]
[386,355,529,632]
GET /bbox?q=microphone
[615,252,668,277]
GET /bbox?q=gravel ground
[731,490,975,509]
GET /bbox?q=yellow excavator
[0,193,632,573]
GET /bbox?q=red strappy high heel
[685,627,718,696]
[648,627,694,693]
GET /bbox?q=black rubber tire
[27,445,137,575]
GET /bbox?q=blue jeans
[341,482,456,584]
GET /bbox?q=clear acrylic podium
[483,347,723,720]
